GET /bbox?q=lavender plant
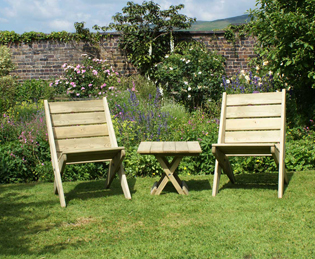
[112,87,172,147]
[223,69,276,94]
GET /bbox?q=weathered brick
[9,32,257,82]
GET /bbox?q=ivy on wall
[0,22,109,45]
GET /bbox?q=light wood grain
[137,142,153,154]
[54,124,108,139]
[226,118,281,131]
[49,100,104,114]
[227,92,282,106]
[163,141,176,153]
[55,136,111,152]
[187,141,202,153]
[150,142,164,153]
[225,130,280,143]
[51,112,106,126]
[226,105,282,118]
[175,142,189,153]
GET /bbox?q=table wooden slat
[175,142,189,153]
[137,142,152,154]
[137,141,202,155]
[163,141,176,153]
[151,142,164,153]
[187,141,202,153]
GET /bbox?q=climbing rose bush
[50,54,121,98]
[152,42,225,110]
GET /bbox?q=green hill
[186,14,250,31]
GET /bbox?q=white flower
[198,71,202,74]
[188,94,191,99]
[169,67,173,70]
[226,79,230,84]
[245,75,250,82]
[198,85,202,89]
[256,66,260,71]
[263,61,269,66]
[184,81,188,85]
[188,87,191,91]
[165,55,169,58]
[186,60,190,64]
[159,86,163,96]
[268,71,273,75]
[240,70,245,75]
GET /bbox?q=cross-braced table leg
[151,156,188,195]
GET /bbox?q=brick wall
[9,31,257,81]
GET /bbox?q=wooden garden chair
[212,89,288,198]
[44,97,131,207]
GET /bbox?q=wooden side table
[137,141,202,195]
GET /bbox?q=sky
[0,0,257,34]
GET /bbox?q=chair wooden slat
[226,118,281,131]
[226,92,283,106]
[55,136,111,152]
[53,124,109,139]
[225,130,281,143]
[226,105,282,119]
[49,100,104,114]
[51,112,106,126]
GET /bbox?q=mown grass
[1,171,315,258]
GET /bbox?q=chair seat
[60,147,125,164]
[212,143,279,156]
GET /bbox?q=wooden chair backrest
[44,98,118,155]
[218,90,286,145]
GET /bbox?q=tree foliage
[94,1,196,75]
[249,0,315,123]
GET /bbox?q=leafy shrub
[0,105,50,183]
[16,79,55,102]
[50,55,121,98]
[153,41,225,110]
[169,108,219,175]
[0,75,17,114]
[0,45,17,113]
[0,45,15,76]
[119,74,157,100]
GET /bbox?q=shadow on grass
[158,179,211,194]
[0,183,85,257]
[66,177,137,205]
[219,172,294,192]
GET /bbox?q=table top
[137,141,202,156]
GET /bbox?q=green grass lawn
[1,171,315,258]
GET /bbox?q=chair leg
[105,150,125,189]
[271,147,288,198]
[212,160,221,196]
[118,165,131,199]
[212,147,236,184]
[53,166,66,207]
[278,159,285,199]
